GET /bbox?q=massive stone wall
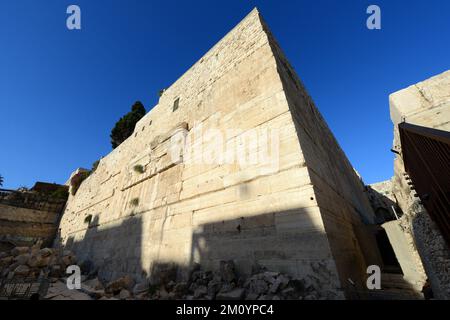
[261,20,382,294]
[389,70,450,299]
[57,9,378,298]
[0,190,66,247]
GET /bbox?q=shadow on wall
[57,215,147,282]
[256,23,384,297]
[188,209,348,298]
[365,185,400,224]
[55,204,372,299]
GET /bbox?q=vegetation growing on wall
[110,101,146,149]
[70,171,90,196]
[133,164,144,174]
[130,198,139,207]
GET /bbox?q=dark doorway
[375,228,402,274]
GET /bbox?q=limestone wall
[366,180,399,223]
[0,191,65,246]
[389,70,450,299]
[260,19,381,295]
[57,9,378,298]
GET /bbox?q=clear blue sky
[1,0,449,189]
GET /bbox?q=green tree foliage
[110,101,146,149]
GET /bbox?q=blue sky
[0,0,449,189]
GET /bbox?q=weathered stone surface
[207,279,222,297]
[49,265,63,277]
[11,247,29,257]
[28,255,51,268]
[248,279,268,295]
[59,251,77,266]
[14,253,31,265]
[14,265,30,276]
[119,289,131,300]
[172,282,188,296]
[39,248,53,257]
[219,260,236,283]
[193,286,207,299]
[245,293,259,300]
[269,275,289,293]
[84,277,104,291]
[132,281,149,295]
[106,275,135,293]
[0,256,13,266]
[0,188,66,246]
[216,288,245,300]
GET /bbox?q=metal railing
[398,122,450,246]
[0,276,50,300]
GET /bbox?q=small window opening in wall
[149,120,152,126]
[173,98,180,112]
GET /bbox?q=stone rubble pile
[148,261,332,300]
[1,244,335,300]
[78,261,330,300]
[0,242,77,281]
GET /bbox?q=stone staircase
[366,273,424,300]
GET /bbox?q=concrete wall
[57,9,378,298]
[389,70,450,299]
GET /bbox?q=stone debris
[0,242,77,281]
[132,281,149,295]
[142,261,335,300]
[105,275,135,294]
[216,288,245,300]
[119,289,131,300]
[44,281,93,300]
[1,243,334,300]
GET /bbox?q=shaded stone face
[388,70,450,300]
[0,186,68,246]
[56,8,378,299]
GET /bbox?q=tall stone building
[56,8,381,298]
